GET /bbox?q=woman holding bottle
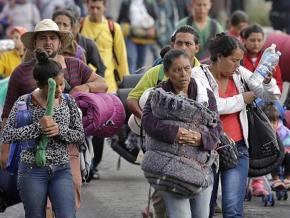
[192,33,280,218]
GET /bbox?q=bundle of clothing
[141,88,219,197]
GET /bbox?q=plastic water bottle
[6,101,34,174]
[250,44,281,84]
[15,101,34,150]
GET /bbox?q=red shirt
[219,78,243,142]
[243,51,283,92]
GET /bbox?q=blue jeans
[17,162,76,218]
[126,38,148,74]
[220,141,249,218]
[162,185,213,218]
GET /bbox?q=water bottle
[6,101,34,174]
[250,44,281,84]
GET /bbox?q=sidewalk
[1,143,289,218]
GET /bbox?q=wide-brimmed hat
[21,19,73,51]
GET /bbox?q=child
[227,10,249,42]
[241,24,283,92]
[262,102,290,190]
[1,49,85,217]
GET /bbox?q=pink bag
[72,92,126,137]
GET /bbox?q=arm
[70,61,108,94]
[273,65,283,92]
[127,98,142,119]
[192,66,246,115]
[141,95,179,144]
[216,94,245,115]
[241,66,281,100]
[127,65,162,117]
[58,97,85,145]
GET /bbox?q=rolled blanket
[72,92,126,137]
[141,88,218,196]
[150,88,218,127]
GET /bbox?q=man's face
[193,0,211,19]
[34,32,61,58]
[87,0,106,22]
[173,32,199,64]
[243,32,264,56]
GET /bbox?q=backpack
[63,93,93,181]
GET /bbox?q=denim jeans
[220,141,249,218]
[17,162,76,218]
[162,185,213,218]
[126,38,148,74]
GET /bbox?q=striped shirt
[2,57,92,119]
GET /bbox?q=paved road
[1,144,289,218]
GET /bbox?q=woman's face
[41,73,65,99]
[166,55,192,91]
[244,32,264,56]
[218,47,244,76]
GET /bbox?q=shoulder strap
[108,19,119,65]
[186,15,194,25]
[62,93,71,110]
[157,65,164,84]
[200,65,210,81]
[209,19,218,39]
[22,93,31,107]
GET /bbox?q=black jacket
[77,34,106,77]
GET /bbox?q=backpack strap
[108,19,119,65]
[108,19,121,83]
[208,19,218,40]
[186,15,194,26]
[157,65,164,84]
[22,93,32,108]
[62,93,71,109]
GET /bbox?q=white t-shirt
[129,0,155,29]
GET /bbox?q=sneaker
[87,169,100,182]
[272,179,286,191]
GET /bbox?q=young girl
[241,23,283,92]
[1,49,85,218]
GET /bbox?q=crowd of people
[0,0,289,218]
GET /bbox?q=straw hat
[21,19,73,52]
